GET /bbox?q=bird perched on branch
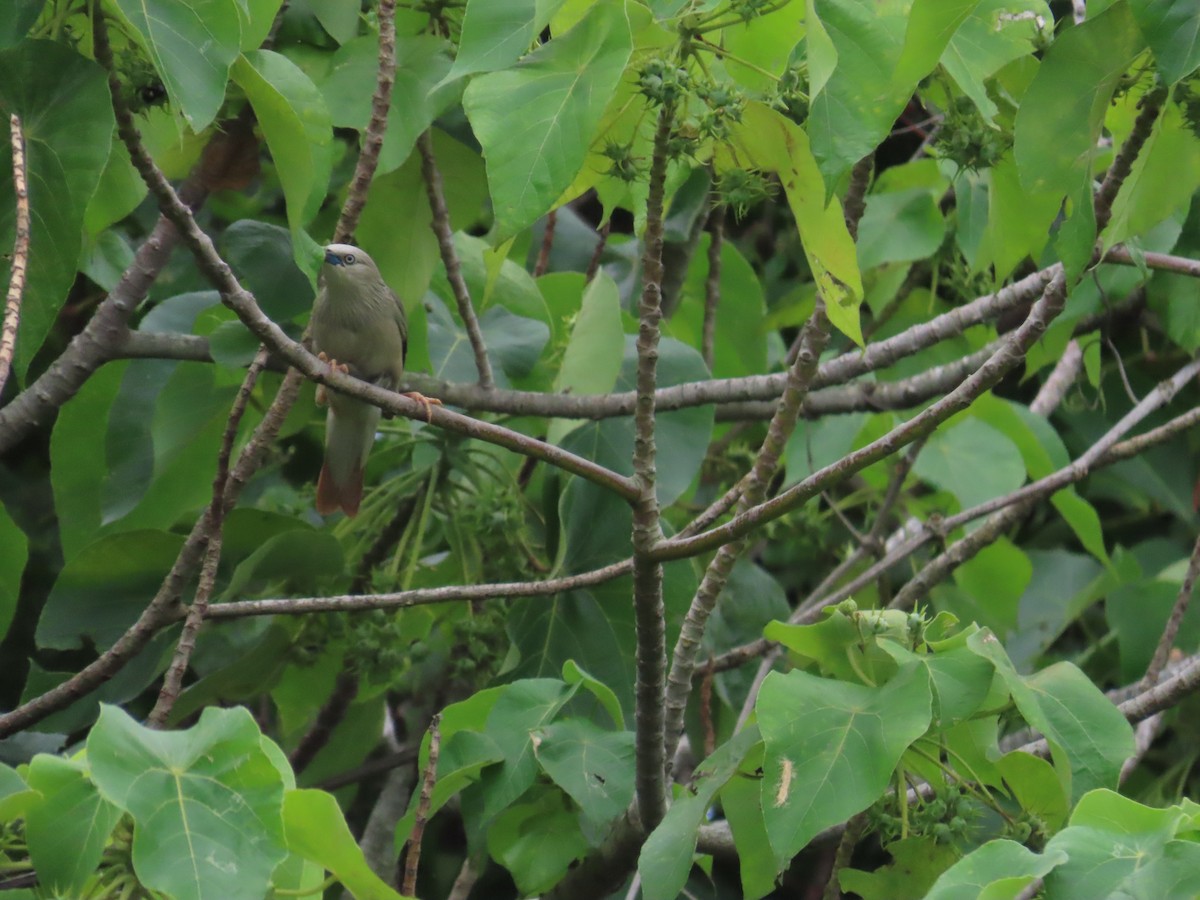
[311,243,438,517]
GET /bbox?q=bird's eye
[344,253,356,265]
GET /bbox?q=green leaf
[548,272,625,444]
[1006,549,1104,669]
[805,0,911,186]
[449,0,569,80]
[925,839,1066,899]
[996,751,1068,832]
[219,528,344,600]
[968,632,1134,802]
[1131,0,1200,84]
[110,0,242,130]
[894,0,982,88]
[0,762,37,820]
[840,837,961,900]
[943,538,1031,638]
[719,759,778,900]
[561,335,714,507]
[783,413,867,486]
[25,756,123,894]
[283,790,409,899]
[0,41,112,378]
[318,33,461,173]
[1104,99,1200,249]
[856,189,946,270]
[639,727,761,900]
[668,234,768,379]
[487,787,589,895]
[534,719,635,830]
[475,679,577,821]
[913,416,1027,511]
[756,664,932,867]
[941,0,1049,122]
[463,0,632,241]
[878,642,996,729]
[1051,488,1110,565]
[232,49,330,281]
[36,529,184,651]
[562,659,625,728]
[1013,2,1145,278]
[0,0,41,48]
[357,130,488,374]
[1042,790,1188,897]
[724,102,863,344]
[88,705,288,900]
[0,500,27,642]
[221,220,315,320]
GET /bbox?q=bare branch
[1095,85,1167,234]
[333,0,398,242]
[1144,532,1200,685]
[402,714,442,897]
[417,129,493,388]
[535,208,557,277]
[148,348,269,726]
[586,220,611,283]
[205,559,634,619]
[663,300,831,762]
[0,367,304,737]
[0,114,30,398]
[655,271,1069,562]
[701,206,723,370]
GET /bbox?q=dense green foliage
[3,0,1200,898]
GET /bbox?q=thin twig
[148,348,269,726]
[701,206,723,371]
[333,0,398,242]
[0,114,30,398]
[290,672,359,774]
[402,714,442,897]
[418,129,494,388]
[585,220,611,283]
[1095,85,1167,234]
[447,857,480,900]
[1144,532,1200,685]
[535,208,557,276]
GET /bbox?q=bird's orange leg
[315,352,350,406]
[401,391,442,423]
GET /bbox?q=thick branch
[631,103,675,830]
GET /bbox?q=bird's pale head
[322,243,382,288]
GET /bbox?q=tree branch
[333,0,398,242]
[1144,531,1200,685]
[0,114,30,398]
[148,347,269,727]
[417,129,493,388]
[654,271,1069,562]
[631,103,675,830]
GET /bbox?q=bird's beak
[323,249,342,266]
